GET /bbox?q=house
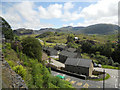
[54,44,66,51]
[74,37,78,40]
[43,47,58,56]
[65,58,94,76]
[59,50,82,63]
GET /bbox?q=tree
[0,16,14,40]
[67,34,74,43]
[22,37,42,62]
[108,57,114,66]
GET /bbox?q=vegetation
[36,31,54,38]
[89,73,110,81]
[102,65,119,70]
[2,38,73,88]
[13,65,27,80]
[22,37,42,62]
[0,16,14,40]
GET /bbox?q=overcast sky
[0,0,119,30]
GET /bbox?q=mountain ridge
[13,23,119,35]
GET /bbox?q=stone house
[43,47,57,56]
[59,50,82,63]
[65,58,94,76]
[54,45,66,51]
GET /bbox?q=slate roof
[43,47,57,52]
[54,45,66,50]
[59,50,77,58]
[65,58,93,68]
[67,48,76,52]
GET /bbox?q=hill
[13,28,34,35]
[13,24,119,35]
[79,24,118,35]
[59,24,118,34]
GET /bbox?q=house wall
[65,65,90,76]
[59,55,67,63]
[89,63,94,76]
[50,50,57,56]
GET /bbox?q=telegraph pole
[103,69,105,90]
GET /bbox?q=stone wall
[2,59,28,89]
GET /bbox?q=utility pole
[103,69,105,90]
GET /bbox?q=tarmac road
[51,67,119,88]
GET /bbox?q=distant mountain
[59,26,84,32]
[13,28,34,35]
[13,23,119,35]
[79,24,119,34]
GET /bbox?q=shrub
[6,43,11,50]
[90,53,95,58]
[13,65,26,79]
[11,41,23,52]
[7,60,15,68]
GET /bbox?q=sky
[0,0,119,30]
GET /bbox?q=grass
[89,73,110,81]
[102,65,119,70]
[19,34,38,40]
[0,43,2,48]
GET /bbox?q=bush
[13,65,26,79]
[22,37,42,62]
[6,43,11,50]
[113,62,119,67]
[7,60,16,68]
[90,53,95,58]
[11,41,23,52]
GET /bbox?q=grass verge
[102,65,119,70]
[89,73,110,81]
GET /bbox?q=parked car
[54,73,65,79]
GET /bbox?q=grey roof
[67,48,76,52]
[43,47,56,51]
[65,58,93,68]
[54,45,66,49]
[60,50,77,57]
[47,47,57,52]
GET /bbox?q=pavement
[51,67,119,88]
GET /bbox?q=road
[51,68,119,88]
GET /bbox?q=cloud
[78,0,119,26]
[1,1,54,29]
[38,3,62,19]
[1,0,119,29]
[63,2,74,11]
